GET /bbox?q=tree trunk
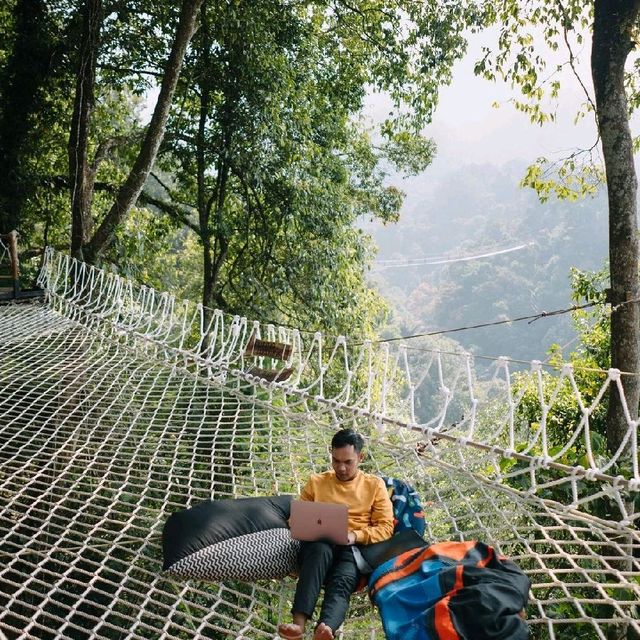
[201,164,229,326]
[197,7,212,316]
[592,7,640,637]
[197,2,230,326]
[83,0,204,263]
[68,0,102,260]
[591,0,640,458]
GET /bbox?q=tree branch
[89,135,132,177]
[97,63,165,78]
[555,0,597,115]
[138,190,200,233]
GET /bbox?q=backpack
[369,540,530,640]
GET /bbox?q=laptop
[289,500,349,545]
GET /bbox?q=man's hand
[347,531,357,545]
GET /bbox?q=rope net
[1,248,638,639]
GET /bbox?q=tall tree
[82,0,204,262]
[474,1,640,458]
[68,0,102,258]
[591,1,640,456]
[66,0,204,262]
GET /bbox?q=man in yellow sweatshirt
[278,428,394,640]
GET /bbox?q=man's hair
[331,428,364,453]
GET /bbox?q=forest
[1,0,639,497]
[0,1,633,359]
[1,0,639,504]
[1,1,640,638]
[1,0,464,338]
[368,161,610,361]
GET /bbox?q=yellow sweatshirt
[300,470,394,545]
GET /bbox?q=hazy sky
[366,28,600,170]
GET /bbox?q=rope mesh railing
[1,248,639,639]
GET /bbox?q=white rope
[0,236,9,267]
[1,248,638,639]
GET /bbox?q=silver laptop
[289,500,349,545]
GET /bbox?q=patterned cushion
[162,495,299,582]
[165,528,300,582]
[381,476,426,536]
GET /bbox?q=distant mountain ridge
[366,162,609,361]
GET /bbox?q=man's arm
[352,478,394,545]
[299,477,315,501]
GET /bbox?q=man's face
[331,444,364,482]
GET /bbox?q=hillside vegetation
[367,162,609,361]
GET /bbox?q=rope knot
[536,456,551,469]
[627,478,640,492]
[571,465,585,477]
[612,475,627,490]
[608,368,621,381]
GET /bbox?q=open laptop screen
[289,500,349,545]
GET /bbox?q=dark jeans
[292,541,360,633]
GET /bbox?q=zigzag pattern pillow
[165,528,300,582]
[162,495,299,582]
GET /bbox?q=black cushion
[162,495,299,582]
[357,529,428,573]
